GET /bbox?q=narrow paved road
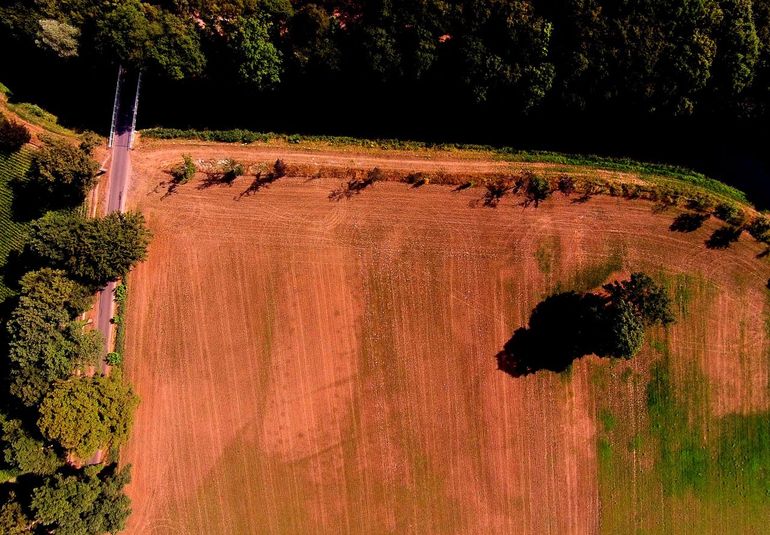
[95,68,137,373]
[85,69,137,466]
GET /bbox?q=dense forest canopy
[2,0,770,118]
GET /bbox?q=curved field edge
[141,127,748,205]
[121,158,770,534]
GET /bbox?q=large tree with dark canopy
[30,464,132,535]
[5,268,101,406]
[28,211,152,288]
[0,113,31,152]
[13,137,98,211]
[497,272,673,377]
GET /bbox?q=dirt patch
[122,142,770,534]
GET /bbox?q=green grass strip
[141,127,748,205]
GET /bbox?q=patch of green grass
[715,414,770,501]
[599,409,617,432]
[598,437,613,464]
[0,148,31,301]
[534,235,560,276]
[646,354,770,505]
[113,282,128,351]
[6,102,74,136]
[647,361,710,495]
[555,244,624,294]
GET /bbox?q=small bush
[557,175,576,195]
[78,131,101,155]
[747,215,770,243]
[0,113,31,152]
[14,103,56,124]
[406,172,429,186]
[687,194,715,213]
[171,154,196,184]
[367,167,385,183]
[714,202,745,226]
[221,159,244,182]
[106,352,123,366]
[273,159,287,178]
[525,173,551,206]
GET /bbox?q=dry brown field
[122,142,770,534]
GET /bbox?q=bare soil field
[122,142,770,534]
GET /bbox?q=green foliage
[28,211,151,288]
[712,0,760,99]
[0,494,30,534]
[288,4,340,75]
[228,15,282,88]
[0,416,60,476]
[38,375,139,459]
[600,300,645,359]
[524,173,551,206]
[36,18,80,58]
[141,127,748,203]
[456,1,555,108]
[30,463,132,535]
[0,112,31,152]
[747,214,770,242]
[106,352,122,366]
[714,201,746,226]
[5,102,73,136]
[220,159,245,182]
[95,0,205,79]
[4,0,770,114]
[0,148,31,299]
[143,128,270,144]
[604,272,676,327]
[14,137,98,209]
[113,282,129,358]
[6,268,101,406]
[78,131,101,155]
[170,154,196,184]
[499,272,671,376]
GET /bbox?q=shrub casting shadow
[452,182,473,192]
[329,168,383,201]
[496,292,608,376]
[706,226,742,249]
[670,212,710,232]
[496,273,674,378]
[197,170,239,189]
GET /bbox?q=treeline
[0,120,151,533]
[1,0,770,117]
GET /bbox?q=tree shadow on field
[329,168,382,201]
[237,171,279,199]
[496,292,607,377]
[197,170,239,189]
[470,182,511,208]
[452,181,473,192]
[705,226,742,249]
[670,212,710,232]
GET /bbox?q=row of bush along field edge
[141,127,747,206]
